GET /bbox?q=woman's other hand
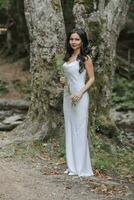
[70,90,83,102]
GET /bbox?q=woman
[60,28,95,177]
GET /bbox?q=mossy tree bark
[73,0,129,137]
[12,0,65,141]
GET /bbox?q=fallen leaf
[91,184,107,194]
[64,186,72,190]
[105,175,113,180]
[94,169,101,177]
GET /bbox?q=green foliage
[53,53,64,74]
[11,141,45,159]
[93,134,134,176]
[93,152,115,172]
[129,0,134,3]
[0,0,8,9]
[112,75,134,109]
[47,132,66,158]
[0,77,8,96]
[128,0,134,30]
[12,79,31,93]
[95,120,101,132]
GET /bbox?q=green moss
[0,77,9,96]
[53,53,64,75]
[84,0,94,13]
[89,61,115,137]
[95,114,119,138]
[83,0,99,13]
[112,74,134,109]
[88,21,104,45]
[83,0,110,13]
[51,0,61,12]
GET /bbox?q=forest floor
[0,57,133,200]
[0,139,133,200]
[0,56,31,100]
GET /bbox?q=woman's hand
[70,90,83,103]
[60,76,66,87]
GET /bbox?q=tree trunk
[12,0,66,141]
[73,0,129,137]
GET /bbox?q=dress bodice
[63,60,86,94]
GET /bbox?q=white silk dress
[63,59,93,177]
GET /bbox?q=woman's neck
[72,49,80,57]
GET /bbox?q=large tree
[12,0,66,142]
[73,0,129,136]
[12,0,129,142]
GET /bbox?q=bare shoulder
[84,55,93,65]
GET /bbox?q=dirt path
[0,152,133,200]
[0,158,105,200]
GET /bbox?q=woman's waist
[69,82,85,89]
[64,85,89,99]
[69,84,85,94]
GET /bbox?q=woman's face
[69,33,82,51]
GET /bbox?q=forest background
[0,0,133,199]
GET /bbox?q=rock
[0,110,14,120]
[126,132,134,144]
[3,115,25,124]
[110,109,134,128]
[0,124,18,131]
[0,114,26,131]
[0,99,29,110]
[110,108,134,144]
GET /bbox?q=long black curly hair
[64,28,91,73]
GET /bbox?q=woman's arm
[80,56,95,94]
